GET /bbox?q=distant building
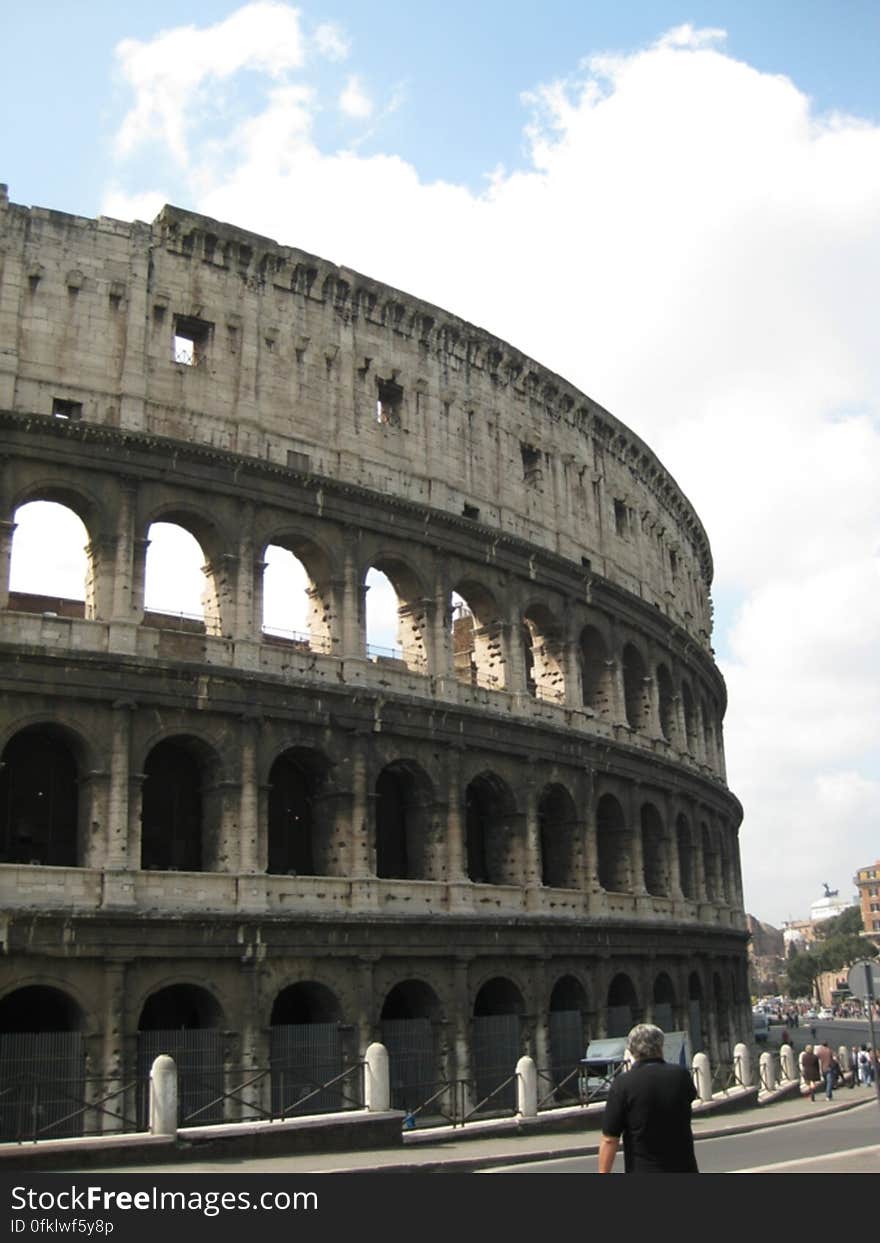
[746,915,784,996]
[854,859,880,938]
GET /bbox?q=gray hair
[626,1023,665,1060]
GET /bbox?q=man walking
[598,1024,698,1174]
[815,1042,836,1099]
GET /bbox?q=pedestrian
[857,1045,871,1086]
[801,1044,821,1101]
[598,1023,698,1174]
[815,1042,835,1099]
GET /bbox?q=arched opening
[380,980,443,1116]
[657,664,675,742]
[579,625,613,716]
[8,500,89,617]
[450,583,505,690]
[472,978,524,1112]
[548,976,588,1099]
[270,982,345,1115]
[267,749,329,876]
[538,783,578,889]
[622,643,649,731]
[262,545,311,642]
[676,814,695,899]
[596,793,629,893]
[465,773,519,885]
[375,762,433,881]
[0,726,80,866]
[366,561,428,673]
[653,973,676,1034]
[702,699,716,767]
[141,737,217,873]
[607,973,639,1037]
[688,972,704,1054]
[522,605,565,702]
[0,986,86,1141]
[144,521,214,630]
[640,802,668,897]
[137,984,224,1127]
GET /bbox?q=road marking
[733,1143,880,1173]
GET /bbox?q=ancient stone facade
[0,185,748,1133]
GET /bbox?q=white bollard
[780,1043,797,1082]
[149,1054,177,1136]
[364,1041,391,1112]
[734,1041,753,1087]
[693,1052,712,1102]
[516,1056,537,1117]
[759,1050,778,1092]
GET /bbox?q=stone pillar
[100,963,127,1133]
[523,774,542,888]
[356,957,376,1069]
[109,483,138,638]
[582,773,600,893]
[106,700,135,869]
[0,519,15,610]
[349,736,371,876]
[84,535,116,621]
[452,959,473,1117]
[126,769,145,870]
[129,536,150,624]
[432,564,453,681]
[561,638,582,710]
[341,530,365,658]
[665,794,684,901]
[232,503,258,640]
[445,747,466,883]
[627,785,647,895]
[239,714,261,874]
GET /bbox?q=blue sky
[3,2,879,927]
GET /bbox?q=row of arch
[4,495,725,771]
[0,724,740,905]
[0,966,743,1135]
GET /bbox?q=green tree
[783,947,822,1000]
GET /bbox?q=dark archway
[270,982,345,1115]
[640,802,668,897]
[0,727,79,866]
[267,749,327,876]
[548,975,588,1098]
[538,783,578,889]
[375,762,433,881]
[380,980,443,1117]
[596,793,629,893]
[137,984,224,1127]
[653,973,676,1034]
[622,643,648,730]
[677,814,695,899]
[465,773,518,885]
[141,738,211,872]
[0,986,86,1141]
[472,978,524,1113]
[607,973,639,1037]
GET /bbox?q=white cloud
[100,17,880,925]
[339,75,373,120]
[113,2,307,163]
[314,21,349,62]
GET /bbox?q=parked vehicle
[753,1011,770,1043]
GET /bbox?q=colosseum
[0,183,748,1138]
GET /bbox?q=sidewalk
[80,1084,877,1174]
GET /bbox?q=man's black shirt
[602,1057,698,1173]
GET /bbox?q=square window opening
[52,398,83,421]
[613,499,628,537]
[521,443,542,487]
[376,377,404,427]
[173,315,213,367]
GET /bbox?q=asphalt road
[482,1096,880,1173]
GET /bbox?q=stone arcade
[0,185,748,1137]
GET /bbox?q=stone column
[452,959,473,1117]
[431,561,453,682]
[627,785,647,895]
[84,535,116,621]
[0,519,15,610]
[582,773,600,894]
[129,536,150,624]
[106,700,135,869]
[100,962,127,1133]
[109,483,138,645]
[349,736,372,876]
[445,746,466,882]
[239,714,261,873]
[232,503,258,640]
[341,529,365,659]
[523,773,542,888]
[665,793,684,901]
[356,957,377,1070]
